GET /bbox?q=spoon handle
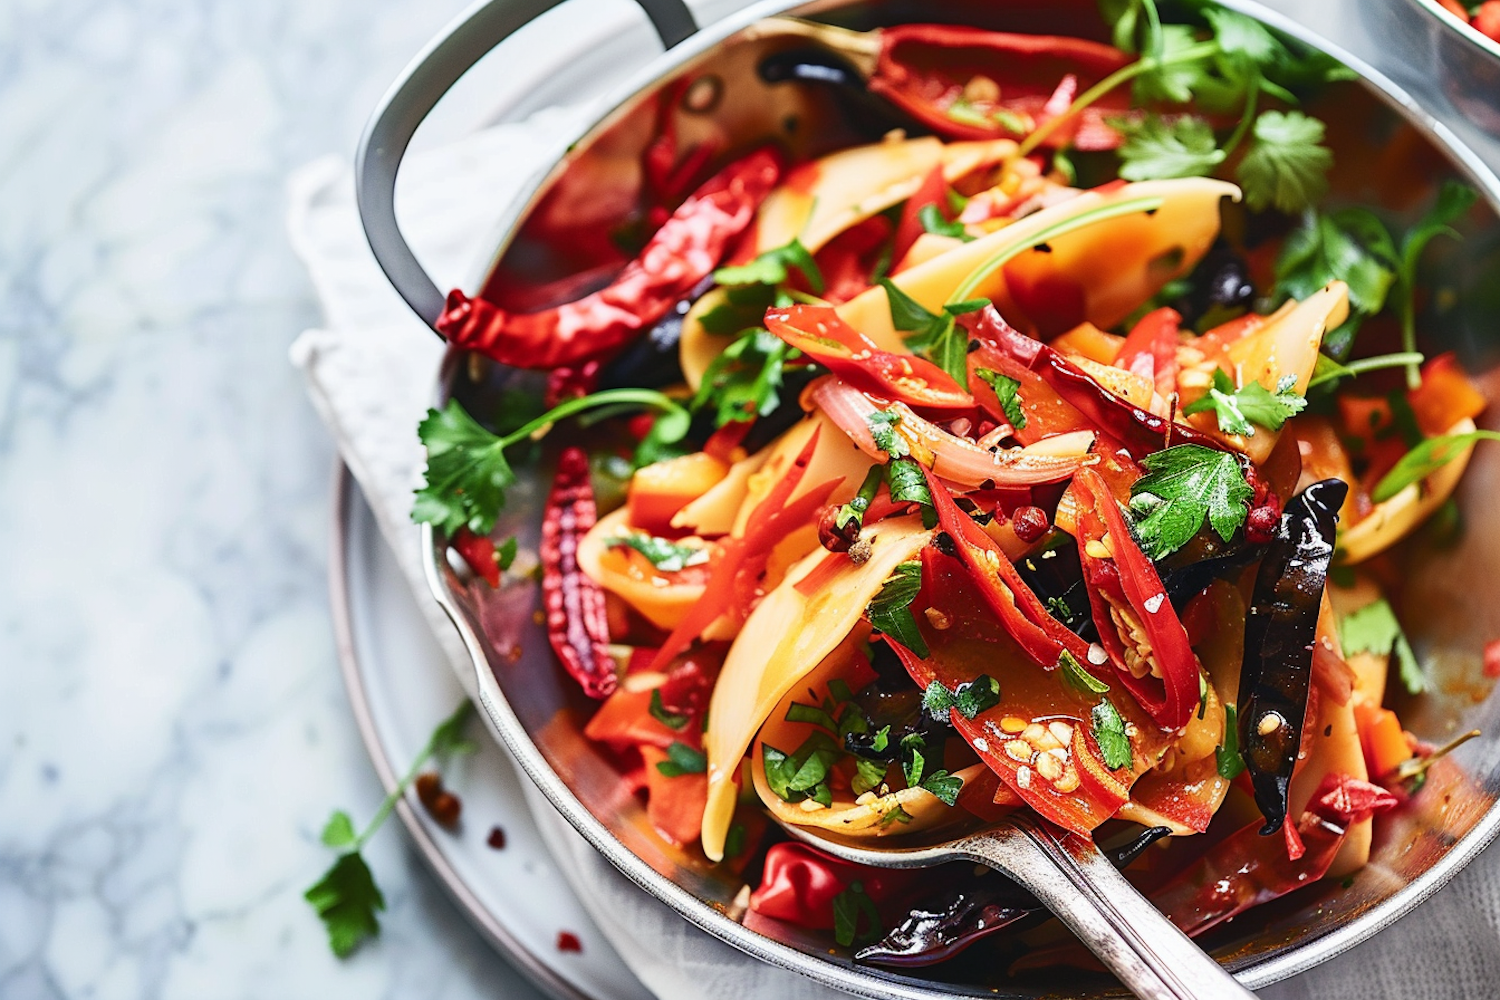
[961,819,1258,1000]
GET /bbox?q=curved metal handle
[960,821,1258,1000]
[355,0,699,328]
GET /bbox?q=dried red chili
[542,447,616,699]
[437,148,782,370]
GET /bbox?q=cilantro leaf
[1216,703,1246,779]
[867,562,928,658]
[1204,6,1284,65]
[918,203,972,241]
[649,689,691,730]
[886,458,934,525]
[1340,598,1426,694]
[1134,24,1214,104]
[320,811,358,850]
[1236,111,1332,215]
[762,732,841,804]
[1128,444,1254,559]
[413,401,517,536]
[1059,649,1110,696]
[1091,701,1133,771]
[1371,431,1500,502]
[691,328,793,427]
[656,741,708,777]
[865,410,909,459]
[1115,114,1225,181]
[832,881,883,947]
[1181,369,1306,436]
[920,770,964,806]
[786,701,840,732]
[975,368,1027,429]
[714,238,824,294]
[305,852,385,958]
[877,279,976,384]
[608,533,710,573]
[1276,213,1396,316]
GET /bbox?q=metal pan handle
[355,0,699,329]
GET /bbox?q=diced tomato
[450,529,501,587]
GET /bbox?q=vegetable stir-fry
[411,0,1491,969]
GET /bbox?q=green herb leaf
[832,881,883,947]
[714,238,824,293]
[920,770,964,806]
[877,278,974,384]
[1340,598,1426,694]
[496,537,518,571]
[1236,111,1333,214]
[872,726,891,753]
[1216,703,1246,779]
[763,732,841,803]
[650,689,692,731]
[922,681,957,722]
[413,401,518,537]
[975,368,1027,429]
[723,822,748,861]
[1372,431,1500,502]
[608,533,710,573]
[886,458,934,510]
[656,741,708,777]
[918,203,973,241]
[305,852,386,958]
[692,327,795,427]
[867,562,928,658]
[1181,369,1306,436]
[1059,649,1110,696]
[1128,445,1255,559]
[852,758,888,797]
[1115,114,1226,181]
[1134,24,1215,104]
[901,732,927,788]
[1091,701,1133,771]
[955,675,1002,718]
[1275,213,1396,320]
[865,410,909,459]
[320,811,358,850]
[430,700,477,757]
[786,701,840,732]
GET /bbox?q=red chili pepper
[1114,307,1180,401]
[450,528,501,588]
[868,25,1132,149]
[437,149,782,370]
[817,215,896,304]
[647,429,842,672]
[967,305,1221,459]
[921,465,1089,668]
[749,842,916,930]
[890,162,949,267]
[764,305,974,412]
[542,447,615,699]
[1073,467,1201,731]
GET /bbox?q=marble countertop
[3,1,1498,998]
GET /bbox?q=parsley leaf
[608,533,710,573]
[975,368,1027,429]
[832,881,883,947]
[656,741,708,777]
[714,238,824,293]
[691,328,794,427]
[1181,369,1306,436]
[867,562,928,658]
[763,732,841,805]
[886,458,935,529]
[1059,649,1110,696]
[1340,598,1426,694]
[921,770,964,806]
[1115,114,1225,181]
[1216,703,1246,779]
[852,758,888,797]
[1128,444,1254,559]
[1236,111,1332,215]
[649,689,691,730]
[413,402,518,537]
[877,279,985,384]
[865,410,910,459]
[1091,701,1133,771]
[918,203,973,241]
[922,676,1001,721]
[1372,431,1500,502]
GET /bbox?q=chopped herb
[649,690,691,730]
[1091,701,1133,771]
[920,770,964,806]
[878,279,987,384]
[865,410,909,459]
[1181,369,1307,436]
[609,533,710,573]
[879,804,914,827]
[867,562,928,658]
[691,327,795,427]
[872,725,891,753]
[1340,598,1426,694]
[1372,431,1500,503]
[837,702,870,740]
[1235,110,1332,215]
[722,822,747,860]
[1217,703,1246,779]
[1114,114,1225,181]
[656,742,708,777]
[836,465,885,533]
[900,732,928,788]
[974,368,1027,429]
[832,881,883,947]
[713,238,824,293]
[922,675,1001,721]
[496,537,518,572]
[786,701,840,732]
[1059,649,1110,696]
[852,757,888,796]
[827,678,855,704]
[918,203,973,241]
[762,732,841,804]
[1128,444,1254,559]
[886,458,936,527]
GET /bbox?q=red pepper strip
[1151,773,1397,938]
[542,447,615,699]
[921,464,1089,668]
[437,148,782,370]
[702,419,753,463]
[891,162,948,268]
[817,214,895,305]
[450,528,501,588]
[967,343,1090,447]
[647,429,840,672]
[764,305,974,412]
[966,306,1221,459]
[1073,467,1201,731]
[868,25,1132,149]
[750,842,918,931]
[1114,307,1181,401]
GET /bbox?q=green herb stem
[497,389,686,450]
[1017,41,1221,156]
[1307,352,1427,389]
[1219,76,1261,159]
[355,701,472,851]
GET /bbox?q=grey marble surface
[3,0,1500,999]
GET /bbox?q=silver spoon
[779,814,1258,1000]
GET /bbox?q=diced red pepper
[817,215,896,304]
[542,448,616,699]
[750,843,917,930]
[437,148,782,370]
[450,528,501,588]
[1409,352,1486,435]
[639,744,710,848]
[1072,467,1201,731]
[1114,307,1180,401]
[764,305,974,412]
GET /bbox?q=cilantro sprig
[307,701,475,957]
[1128,444,1254,559]
[878,279,989,384]
[414,391,689,538]
[866,561,928,658]
[1181,369,1306,436]
[608,532,710,573]
[713,238,824,293]
[692,328,795,427]
[1340,598,1425,694]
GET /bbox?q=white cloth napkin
[287,108,1500,1000]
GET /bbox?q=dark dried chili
[1237,478,1349,835]
[541,447,616,699]
[437,148,782,371]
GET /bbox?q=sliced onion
[809,376,1093,488]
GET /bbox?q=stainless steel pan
[355,1,1500,995]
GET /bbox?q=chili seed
[1053,767,1081,793]
[1004,739,1034,762]
[1036,753,1063,781]
[1021,723,1048,744]
[1049,721,1075,746]
[1000,716,1028,734]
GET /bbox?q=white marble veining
[3,0,1500,998]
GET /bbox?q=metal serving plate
[1400,0,1500,136]
[357,0,1500,994]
